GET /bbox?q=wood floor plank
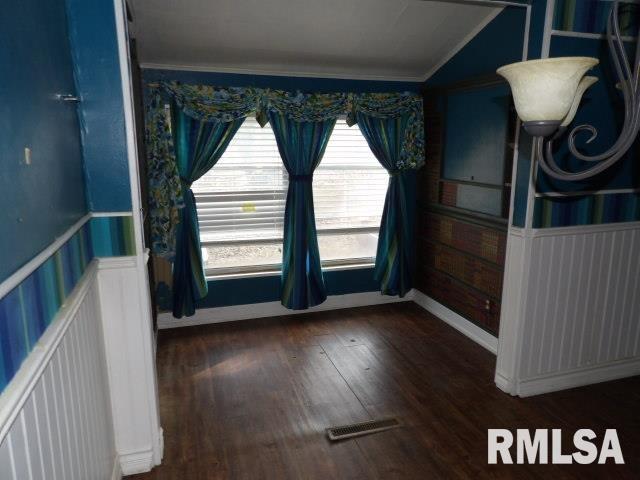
[131,303,640,479]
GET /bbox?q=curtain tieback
[389,171,401,177]
[289,173,313,181]
[180,178,193,189]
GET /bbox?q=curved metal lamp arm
[538,1,640,181]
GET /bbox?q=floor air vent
[326,418,400,441]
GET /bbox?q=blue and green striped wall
[553,0,638,37]
[533,192,640,228]
[0,215,135,392]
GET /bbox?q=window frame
[194,115,385,277]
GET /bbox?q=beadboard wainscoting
[0,212,161,478]
[97,256,163,475]
[496,222,640,396]
[0,262,119,480]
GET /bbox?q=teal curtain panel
[0,215,135,393]
[356,112,417,297]
[268,111,335,309]
[171,101,244,318]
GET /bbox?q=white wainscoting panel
[0,263,119,480]
[97,257,163,476]
[496,222,640,396]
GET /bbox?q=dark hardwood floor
[131,302,640,479]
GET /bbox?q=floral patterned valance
[263,90,349,123]
[155,83,425,169]
[162,83,263,123]
[349,92,425,170]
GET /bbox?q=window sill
[205,261,375,281]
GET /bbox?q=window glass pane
[201,231,379,273]
[202,242,282,272]
[318,233,379,263]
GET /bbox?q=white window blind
[192,117,286,243]
[192,116,388,271]
[314,120,388,232]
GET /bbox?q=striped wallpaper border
[553,0,639,36]
[533,192,640,228]
[0,214,135,391]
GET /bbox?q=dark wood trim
[421,257,503,303]
[418,231,505,270]
[439,178,504,190]
[421,202,509,231]
[419,266,501,331]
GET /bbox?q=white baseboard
[412,289,498,355]
[515,356,640,397]
[111,456,123,480]
[158,289,499,359]
[154,427,164,466]
[494,371,513,395]
[119,448,156,476]
[158,290,413,329]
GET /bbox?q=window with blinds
[192,117,285,244]
[191,116,388,274]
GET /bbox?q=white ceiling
[129,0,502,82]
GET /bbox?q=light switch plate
[24,147,32,165]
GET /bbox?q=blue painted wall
[156,266,388,312]
[425,6,528,88]
[424,1,548,227]
[66,0,132,212]
[142,69,422,94]
[195,268,380,310]
[0,0,87,282]
[443,84,511,186]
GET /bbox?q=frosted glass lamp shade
[497,57,599,123]
[561,76,598,127]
